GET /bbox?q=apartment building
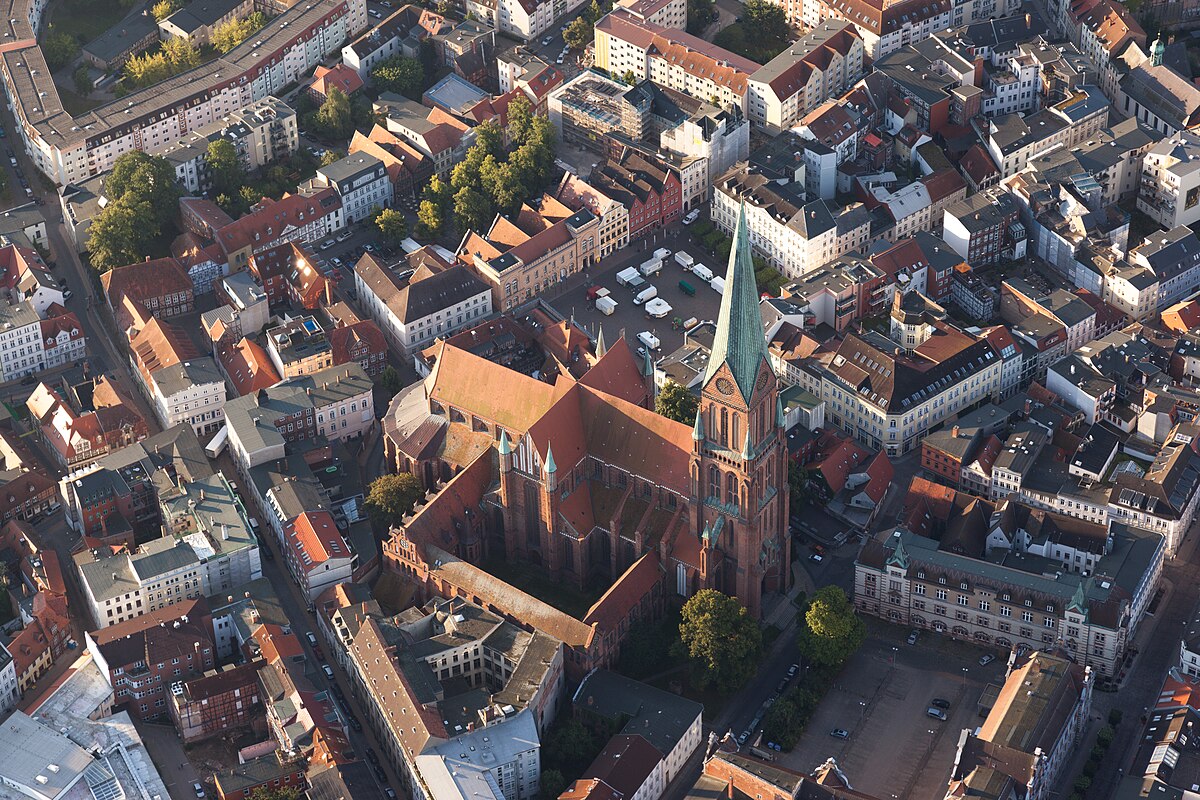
[1137,131,1200,230]
[1,0,367,186]
[158,0,255,46]
[265,316,334,378]
[26,376,149,469]
[744,22,865,132]
[977,88,1109,177]
[799,0,953,59]
[354,253,492,358]
[102,257,195,327]
[129,319,227,437]
[547,71,650,152]
[168,660,263,743]
[162,96,299,194]
[554,173,630,259]
[375,93,474,178]
[943,189,1025,267]
[591,146,683,241]
[213,189,345,277]
[282,509,355,600]
[1075,117,1163,209]
[0,301,52,382]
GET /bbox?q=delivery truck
[654,247,671,261]
[616,266,640,285]
[637,331,661,350]
[691,264,714,282]
[711,276,726,295]
[633,285,658,305]
[596,295,617,315]
[675,251,694,269]
[640,258,663,276]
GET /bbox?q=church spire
[596,325,607,357]
[704,201,769,399]
[693,408,705,441]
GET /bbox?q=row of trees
[212,12,268,54]
[563,0,611,50]
[123,37,201,88]
[418,94,555,236]
[86,151,181,272]
[151,0,184,20]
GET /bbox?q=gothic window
[731,415,739,449]
[725,472,738,509]
[720,408,729,447]
[708,466,720,499]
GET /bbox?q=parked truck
[711,276,726,295]
[596,295,618,315]
[637,331,661,350]
[653,247,671,261]
[616,266,640,285]
[692,264,714,282]
[634,285,658,305]
[640,258,663,276]
[675,251,694,269]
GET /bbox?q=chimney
[952,425,960,437]
[1025,12,1031,25]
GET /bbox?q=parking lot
[554,229,727,358]
[780,623,1009,800]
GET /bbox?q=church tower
[690,202,791,618]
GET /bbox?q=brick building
[169,660,264,743]
[592,145,683,241]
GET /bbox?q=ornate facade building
[381,204,791,676]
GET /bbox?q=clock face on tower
[716,377,735,396]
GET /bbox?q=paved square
[779,625,1008,800]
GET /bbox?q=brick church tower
[689,202,791,618]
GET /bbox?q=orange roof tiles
[220,337,282,396]
[310,64,364,98]
[285,510,347,569]
[100,257,192,310]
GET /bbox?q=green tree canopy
[374,208,409,245]
[73,65,92,95]
[563,17,591,49]
[379,366,403,399]
[319,148,347,167]
[212,12,267,53]
[206,139,244,197]
[797,586,865,668]
[417,199,444,236]
[678,589,762,693]
[539,770,568,800]
[86,196,153,272]
[246,788,301,800]
[106,150,181,230]
[315,87,353,140]
[454,186,491,232]
[151,0,183,20]
[365,473,424,528]
[686,0,713,34]
[655,381,699,424]
[372,55,425,99]
[42,30,79,70]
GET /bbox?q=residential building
[265,316,335,378]
[1129,226,1200,312]
[799,0,953,59]
[81,12,159,70]
[375,93,474,178]
[1109,425,1200,556]
[218,336,283,397]
[591,147,682,242]
[161,96,300,195]
[224,363,375,469]
[168,660,263,743]
[158,0,255,46]
[744,22,865,132]
[85,597,216,720]
[1138,131,1200,230]
[0,242,63,315]
[945,651,1093,800]
[0,643,16,716]
[307,63,364,103]
[128,318,226,437]
[354,253,492,358]
[977,90,1109,177]
[26,376,149,469]
[306,152,391,223]
[3,0,367,186]
[102,257,195,331]
[554,174,630,259]
[330,320,388,377]
[0,301,51,382]
[213,189,345,277]
[349,124,434,203]
[282,510,355,600]
[943,189,1026,267]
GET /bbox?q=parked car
[366,748,380,765]
[320,238,336,250]
[336,230,353,242]
[809,553,823,563]
[931,698,951,709]
[787,664,799,678]
[322,664,335,680]
[385,789,397,799]
[737,731,749,745]
[979,654,995,666]
[348,715,362,732]
[927,707,948,721]
[906,630,920,645]
[193,784,205,798]
[830,729,849,739]
[306,632,318,647]
[682,209,700,225]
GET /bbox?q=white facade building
[148,358,228,438]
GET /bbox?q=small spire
[887,531,910,570]
[543,443,557,474]
[497,429,511,456]
[692,408,705,441]
[741,428,753,461]
[1068,579,1088,617]
[596,325,607,357]
[642,346,654,377]
[776,395,786,428]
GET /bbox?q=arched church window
[726,472,738,510]
[708,466,720,499]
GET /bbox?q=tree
[379,366,403,399]
[417,199,443,236]
[677,589,762,693]
[206,139,244,196]
[507,93,533,146]
[686,0,713,34]
[539,770,568,800]
[419,39,438,85]
[656,381,699,424]
[474,120,504,158]
[621,70,636,85]
[315,87,353,139]
[42,30,79,70]
[246,788,301,800]
[151,0,182,20]
[374,208,409,245]
[319,148,346,167]
[563,17,591,49]
[372,55,425,99]
[212,12,267,53]
[365,473,424,527]
[162,36,201,70]
[106,151,181,231]
[797,586,865,668]
[543,718,603,778]
[454,186,491,231]
[86,196,154,272]
[73,65,92,95]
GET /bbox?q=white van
[637,331,661,350]
[653,247,671,261]
[633,285,658,305]
[692,264,714,282]
[675,251,694,269]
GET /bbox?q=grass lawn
[481,559,603,619]
[58,89,103,117]
[47,0,129,46]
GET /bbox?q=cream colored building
[1137,131,1200,230]
[745,22,864,132]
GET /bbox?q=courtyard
[780,621,1009,800]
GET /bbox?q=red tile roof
[100,257,192,310]
[220,337,282,397]
[310,64,364,98]
[329,320,387,366]
[214,190,342,257]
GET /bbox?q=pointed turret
[642,345,654,377]
[886,531,910,570]
[776,395,786,428]
[543,444,557,474]
[704,201,770,400]
[693,408,705,441]
[498,429,512,456]
[596,326,607,357]
[741,428,753,461]
[1068,579,1088,618]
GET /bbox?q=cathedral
[382,203,791,649]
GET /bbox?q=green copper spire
[1068,579,1088,617]
[776,395,786,428]
[642,346,654,377]
[886,531,910,570]
[498,429,511,456]
[596,326,607,357]
[704,201,769,399]
[740,428,753,461]
[692,408,705,441]
[543,444,556,474]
